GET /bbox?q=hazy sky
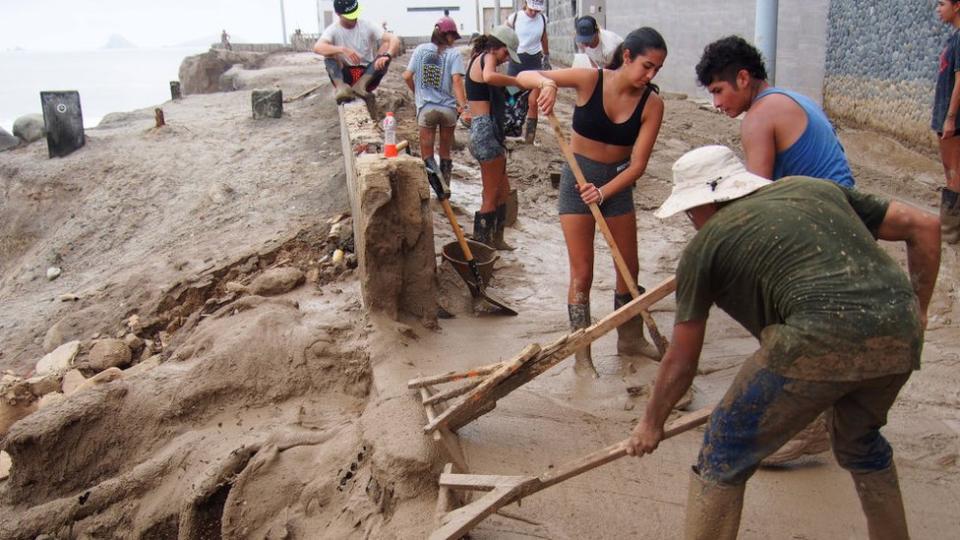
[0,0,329,50]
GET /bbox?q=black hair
[471,34,506,58]
[607,27,667,70]
[695,35,768,87]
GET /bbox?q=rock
[178,49,266,95]
[224,281,247,294]
[86,339,132,371]
[123,333,144,353]
[125,355,162,377]
[61,369,87,395]
[0,127,18,152]
[332,249,345,265]
[42,322,67,353]
[37,392,65,409]
[58,293,80,302]
[12,113,45,143]
[0,399,37,436]
[74,367,122,393]
[0,450,10,480]
[25,373,62,397]
[126,314,141,332]
[251,89,283,119]
[46,267,61,281]
[247,267,305,296]
[35,341,80,375]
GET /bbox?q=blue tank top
[755,88,855,188]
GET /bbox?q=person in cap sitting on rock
[574,15,623,69]
[403,17,468,189]
[313,0,401,105]
[627,145,940,540]
[465,25,521,251]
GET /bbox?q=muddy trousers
[686,352,912,539]
[323,58,388,93]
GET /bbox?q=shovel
[426,161,518,316]
[430,406,714,539]
[546,113,669,356]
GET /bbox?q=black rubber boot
[440,158,453,185]
[615,291,661,360]
[472,210,496,247]
[568,303,598,378]
[941,188,960,244]
[493,204,516,251]
[524,117,538,144]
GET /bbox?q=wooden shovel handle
[546,113,669,355]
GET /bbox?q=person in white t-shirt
[506,0,550,143]
[575,16,623,68]
[313,0,401,104]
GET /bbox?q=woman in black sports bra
[465,25,521,250]
[516,28,667,376]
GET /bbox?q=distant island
[103,34,137,49]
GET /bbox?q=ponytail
[471,34,505,58]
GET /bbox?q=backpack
[502,87,531,137]
[507,11,547,30]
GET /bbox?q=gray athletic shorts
[468,114,505,162]
[418,104,458,128]
[558,154,634,217]
[508,52,543,76]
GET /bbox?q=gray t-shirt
[932,30,960,131]
[406,43,465,113]
[319,19,384,65]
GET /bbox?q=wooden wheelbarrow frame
[429,406,713,539]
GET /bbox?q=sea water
[0,46,208,133]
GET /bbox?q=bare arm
[942,73,960,138]
[452,73,467,112]
[876,201,941,326]
[313,38,341,57]
[516,67,597,114]
[379,32,401,57]
[741,112,777,180]
[481,53,518,87]
[402,70,415,93]
[541,27,550,56]
[626,320,706,456]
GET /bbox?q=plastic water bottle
[383,112,397,157]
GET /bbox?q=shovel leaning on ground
[429,405,714,539]
[425,161,518,316]
[546,112,669,356]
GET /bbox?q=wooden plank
[407,362,503,389]
[422,379,483,406]
[423,344,540,434]
[439,474,526,491]
[421,387,470,474]
[434,463,459,529]
[430,485,521,540]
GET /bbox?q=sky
[0,0,330,51]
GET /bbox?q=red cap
[436,17,461,39]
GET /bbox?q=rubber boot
[472,210,496,247]
[524,117,538,144]
[351,73,375,98]
[851,464,910,540]
[440,158,454,185]
[941,188,960,244]
[333,80,356,104]
[493,204,516,251]
[568,303,598,378]
[614,291,662,360]
[684,469,745,540]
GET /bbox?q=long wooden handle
[440,199,474,262]
[547,113,669,355]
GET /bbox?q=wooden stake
[154,108,165,128]
[407,362,504,389]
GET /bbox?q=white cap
[526,0,545,11]
[654,145,772,219]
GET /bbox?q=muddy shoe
[492,204,516,251]
[941,188,960,244]
[761,414,831,466]
[472,210,496,247]
[574,351,599,378]
[614,292,662,360]
[351,74,374,98]
[569,303,598,378]
[334,82,356,104]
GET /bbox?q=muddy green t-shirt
[676,177,922,381]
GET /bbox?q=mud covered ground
[1,51,958,538]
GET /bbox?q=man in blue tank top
[695,36,855,188]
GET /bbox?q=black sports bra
[466,55,491,102]
[572,69,654,147]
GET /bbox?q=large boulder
[178,49,267,95]
[0,127,18,152]
[247,267,305,296]
[12,114,45,143]
[86,339,132,371]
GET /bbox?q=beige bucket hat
[489,25,521,63]
[655,145,772,218]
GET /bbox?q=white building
[318,0,520,37]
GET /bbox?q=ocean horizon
[0,46,209,134]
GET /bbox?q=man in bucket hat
[314,0,401,105]
[626,146,940,539]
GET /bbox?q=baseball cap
[436,17,461,40]
[526,0,545,11]
[655,146,772,219]
[576,16,599,44]
[489,25,520,63]
[334,0,362,20]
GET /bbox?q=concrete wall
[824,1,948,146]
[545,1,830,104]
